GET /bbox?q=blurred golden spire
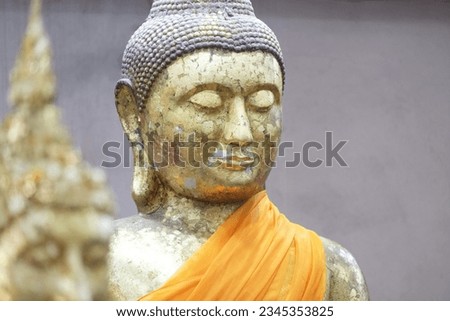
[8,0,56,110]
[0,0,115,224]
[0,0,115,300]
[2,0,73,161]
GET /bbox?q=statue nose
[223,96,253,145]
[54,248,93,301]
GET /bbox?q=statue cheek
[85,267,109,299]
[249,113,281,140]
[268,110,282,136]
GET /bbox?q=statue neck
[158,190,244,240]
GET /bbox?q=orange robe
[140,191,326,301]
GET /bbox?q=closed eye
[247,90,275,112]
[18,239,62,269]
[188,90,222,110]
[83,241,109,268]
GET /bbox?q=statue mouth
[211,151,256,171]
[221,156,255,171]
[207,148,258,171]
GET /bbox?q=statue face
[9,211,112,300]
[144,50,283,202]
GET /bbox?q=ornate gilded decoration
[0,0,115,300]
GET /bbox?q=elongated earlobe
[115,79,164,214]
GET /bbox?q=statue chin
[155,161,272,204]
[169,182,266,204]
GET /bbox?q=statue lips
[211,149,256,172]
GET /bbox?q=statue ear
[114,79,141,144]
[114,79,164,215]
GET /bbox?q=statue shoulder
[108,214,206,300]
[320,237,369,301]
[109,215,168,300]
[113,214,160,233]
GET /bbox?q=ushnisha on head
[115,0,285,214]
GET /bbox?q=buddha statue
[109,0,369,301]
[0,0,115,300]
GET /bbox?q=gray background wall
[1,0,449,300]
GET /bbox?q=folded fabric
[140,191,326,301]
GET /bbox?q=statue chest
[108,223,205,300]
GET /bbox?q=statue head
[0,178,114,301]
[0,168,114,300]
[115,0,285,214]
